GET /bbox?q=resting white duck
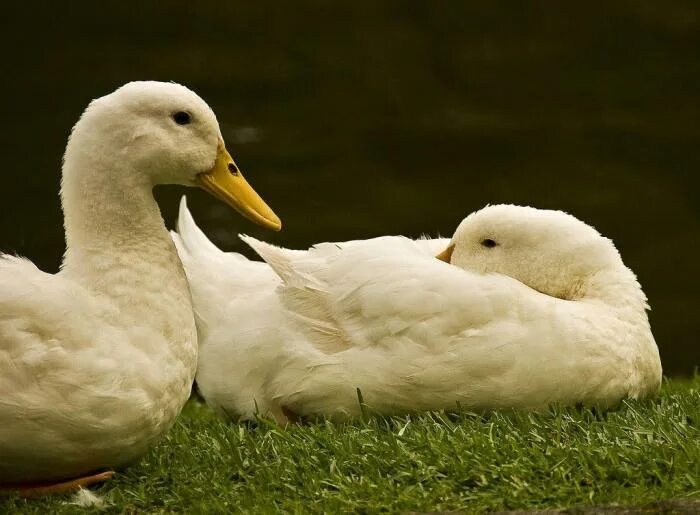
[174,201,662,424]
[0,81,280,494]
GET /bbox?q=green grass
[3,377,699,514]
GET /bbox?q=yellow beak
[435,244,455,263]
[196,141,282,231]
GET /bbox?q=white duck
[0,81,280,492]
[174,202,662,424]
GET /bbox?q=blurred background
[0,2,697,375]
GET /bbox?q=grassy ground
[2,377,698,514]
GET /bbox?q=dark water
[1,3,698,374]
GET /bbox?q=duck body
[0,81,280,484]
[175,201,661,423]
[0,228,196,482]
[256,247,658,418]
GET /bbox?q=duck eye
[481,238,498,248]
[172,111,191,125]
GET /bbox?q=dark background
[0,2,697,375]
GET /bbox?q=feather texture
[176,201,662,423]
[0,81,263,483]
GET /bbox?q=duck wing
[171,196,281,336]
[0,254,120,425]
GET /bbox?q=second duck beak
[197,141,282,231]
[435,244,455,263]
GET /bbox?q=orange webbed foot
[0,470,114,498]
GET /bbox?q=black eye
[228,162,239,176]
[172,111,191,125]
[481,238,498,248]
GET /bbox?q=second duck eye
[172,111,191,125]
[481,238,498,248]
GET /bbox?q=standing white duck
[174,202,661,423]
[0,81,280,493]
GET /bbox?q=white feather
[0,81,264,483]
[176,203,662,423]
[65,488,106,508]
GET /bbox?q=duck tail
[239,235,293,282]
[171,195,223,260]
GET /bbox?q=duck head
[437,205,633,301]
[66,81,281,231]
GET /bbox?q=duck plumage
[0,81,279,483]
[174,200,661,423]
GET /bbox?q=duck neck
[59,148,193,328]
